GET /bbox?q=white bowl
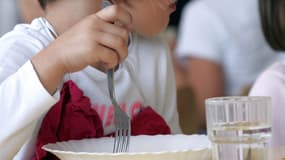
[43,134,211,160]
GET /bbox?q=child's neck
[45,13,73,36]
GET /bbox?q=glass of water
[206,96,272,160]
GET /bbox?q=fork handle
[107,69,115,99]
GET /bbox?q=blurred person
[167,0,193,86]
[175,0,285,131]
[0,0,20,36]
[0,0,43,36]
[164,0,198,134]
[169,0,192,28]
[250,0,285,147]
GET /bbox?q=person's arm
[31,5,132,95]
[185,57,224,130]
[0,60,59,159]
[175,1,227,131]
[0,28,62,158]
[0,5,132,158]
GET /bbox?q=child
[0,0,181,159]
[250,0,285,148]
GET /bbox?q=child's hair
[259,0,285,51]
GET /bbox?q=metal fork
[107,68,131,153]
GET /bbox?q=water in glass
[206,96,272,160]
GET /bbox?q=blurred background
[0,0,20,36]
[0,0,43,36]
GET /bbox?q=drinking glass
[205,96,272,160]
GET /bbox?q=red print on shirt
[93,101,143,128]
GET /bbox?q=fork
[107,68,131,153]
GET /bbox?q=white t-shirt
[250,60,285,148]
[176,0,285,95]
[0,18,181,159]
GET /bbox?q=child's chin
[137,28,166,37]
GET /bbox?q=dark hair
[39,0,47,9]
[39,0,56,9]
[259,0,285,51]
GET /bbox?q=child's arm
[0,61,59,159]
[32,5,132,94]
[0,5,131,158]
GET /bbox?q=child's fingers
[95,31,128,64]
[90,45,119,70]
[95,5,132,28]
[99,21,129,45]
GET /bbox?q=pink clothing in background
[250,60,285,147]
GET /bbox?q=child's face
[119,0,176,36]
[45,0,175,37]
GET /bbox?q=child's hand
[31,5,132,94]
[54,5,132,73]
